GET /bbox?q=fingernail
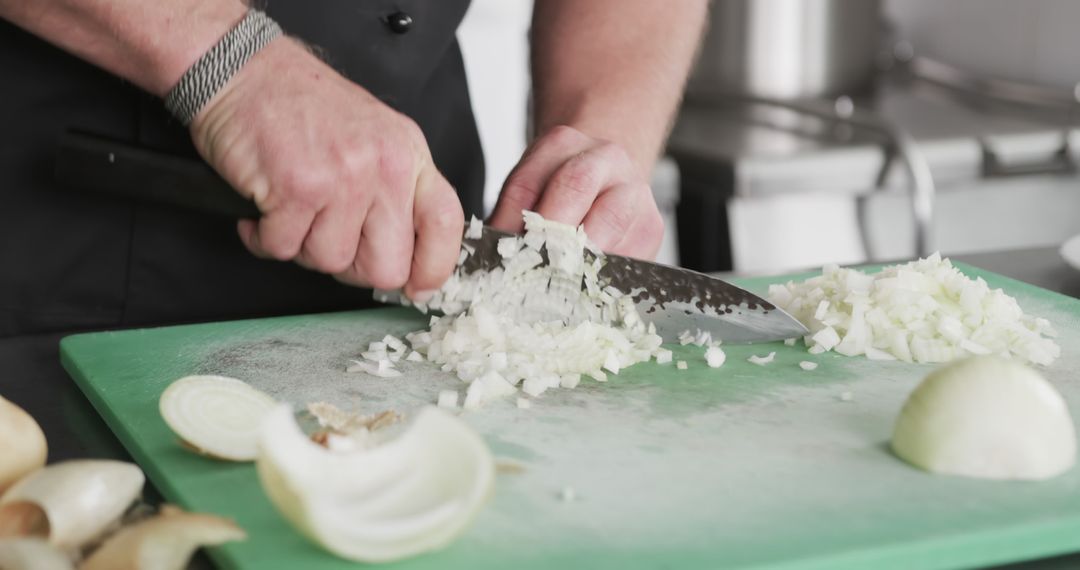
[410,289,437,303]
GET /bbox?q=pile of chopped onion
[767,254,1060,365]
[387,213,666,408]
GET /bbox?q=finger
[608,202,665,260]
[580,183,642,253]
[488,126,594,232]
[237,206,316,261]
[404,167,465,300]
[294,200,367,274]
[533,145,623,227]
[237,219,271,259]
[342,200,414,290]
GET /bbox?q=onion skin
[0,397,47,493]
[892,356,1077,481]
[0,538,73,570]
[80,505,245,570]
[0,460,144,550]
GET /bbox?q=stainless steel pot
[688,0,882,101]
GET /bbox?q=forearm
[529,0,708,176]
[0,0,248,96]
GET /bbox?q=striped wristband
[164,9,282,126]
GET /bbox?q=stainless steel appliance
[688,0,882,101]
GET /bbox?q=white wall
[457,0,533,215]
[457,0,682,265]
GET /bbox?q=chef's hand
[189,38,463,300]
[488,125,664,260]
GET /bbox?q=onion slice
[892,356,1077,480]
[256,405,495,563]
[159,375,277,462]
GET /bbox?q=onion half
[892,356,1077,480]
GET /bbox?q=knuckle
[544,124,588,148]
[367,259,410,290]
[375,147,416,191]
[279,167,329,206]
[596,200,636,234]
[311,249,354,275]
[427,199,465,235]
[553,157,603,198]
[263,238,300,261]
[598,141,631,166]
[400,118,427,146]
[501,173,542,208]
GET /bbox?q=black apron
[0,0,483,337]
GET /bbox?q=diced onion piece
[811,328,841,351]
[602,352,620,375]
[382,335,407,353]
[748,352,776,366]
[892,356,1076,480]
[159,375,277,462]
[348,361,403,378]
[676,361,688,370]
[704,346,726,368]
[256,405,495,563]
[768,255,1060,365]
[655,349,673,364]
[865,347,897,361]
[465,215,483,240]
[497,237,520,259]
[784,338,796,347]
[798,361,818,371]
[404,211,663,407]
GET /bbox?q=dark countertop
[3,245,1079,569]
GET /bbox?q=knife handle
[54,130,262,219]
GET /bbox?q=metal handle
[741,96,936,259]
[54,131,261,219]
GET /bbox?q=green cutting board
[60,264,1080,570]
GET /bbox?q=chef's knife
[377,225,808,343]
[54,130,808,343]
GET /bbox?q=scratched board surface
[60,264,1080,570]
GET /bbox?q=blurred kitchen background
[459,0,1080,275]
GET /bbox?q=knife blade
[387,225,807,344]
[55,131,807,343]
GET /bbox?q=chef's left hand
[488,125,664,260]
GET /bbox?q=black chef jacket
[0,0,483,337]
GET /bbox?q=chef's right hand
[188,38,463,301]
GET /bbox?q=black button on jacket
[0,0,483,336]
